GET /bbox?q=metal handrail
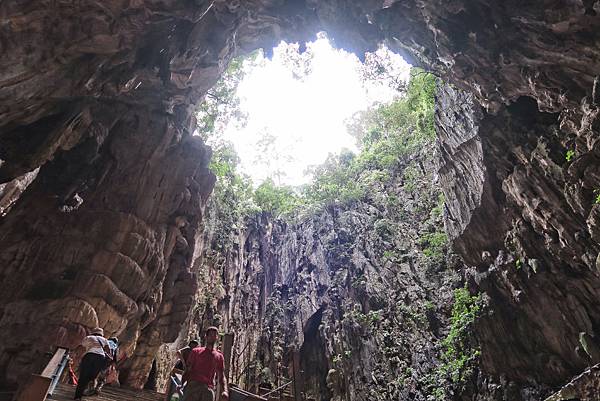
[261,381,293,397]
[47,347,70,397]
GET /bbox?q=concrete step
[50,383,164,401]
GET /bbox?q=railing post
[222,333,234,384]
[291,351,304,401]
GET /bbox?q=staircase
[49,383,164,401]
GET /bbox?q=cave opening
[1,2,600,401]
[196,33,412,187]
[183,32,451,401]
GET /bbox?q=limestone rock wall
[436,80,600,394]
[0,112,215,387]
[190,139,470,401]
[0,0,313,388]
[0,169,39,216]
[2,0,600,396]
[545,363,600,401]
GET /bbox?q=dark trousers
[74,353,106,398]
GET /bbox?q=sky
[221,36,411,186]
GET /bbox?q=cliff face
[0,116,215,386]
[0,0,325,386]
[193,138,465,401]
[437,77,600,392]
[1,0,600,396]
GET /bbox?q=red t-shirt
[185,346,224,388]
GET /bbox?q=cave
[299,308,330,401]
[2,1,600,400]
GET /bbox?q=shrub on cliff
[200,64,439,221]
[431,287,482,398]
[301,68,438,210]
[253,178,303,218]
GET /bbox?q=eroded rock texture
[545,363,600,401]
[438,63,600,369]
[0,114,215,386]
[2,0,600,397]
[0,0,329,388]
[437,79,600,395]
[187,140,463,401]
[0,0,224,386]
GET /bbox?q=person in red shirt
[182,327,228,401]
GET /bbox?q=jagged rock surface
[544,363,600,401]
[0,0,321,387]
[0,119,215,387]
[190,141,464,401]
[1,0,600,397]
[436,72,600,397]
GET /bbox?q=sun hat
[91,327,104,336]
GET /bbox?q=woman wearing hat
[74,327,112,400]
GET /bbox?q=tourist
[178,339,199,370]
[182,328,228,401]
[166,339,199,401]
[74,327,112,400]
[96,337,121,392]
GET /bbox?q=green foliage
[210,143,303,222]
[360,47,408,92]
[197,54,264,246]
[515,258,523,270]
[422,288,481,399]
[253,179,303,218]
[208,143,259,249]
[439,287,482,385]
[402,165,421,192]
[199,53,305,222]
[302,149,366,207]
[351,274,367,290]
[400,69,437,140]
[565,149,575,162]
[419,231,448,260]
[201,66,439,222]
[424,301,436,313]
[594,189,600,205]
[383,250,399,261]
[302,68,438,209]
[398,303,427,327]
[431,193,445,218]
[345,304,383,329]
[197,52,261,139]
[432,386,446,401]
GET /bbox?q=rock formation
[545,363,600,401]
[1,0,600,399]
[0,113,215,386]
[188,136,464,401]
[437,77,600,392]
